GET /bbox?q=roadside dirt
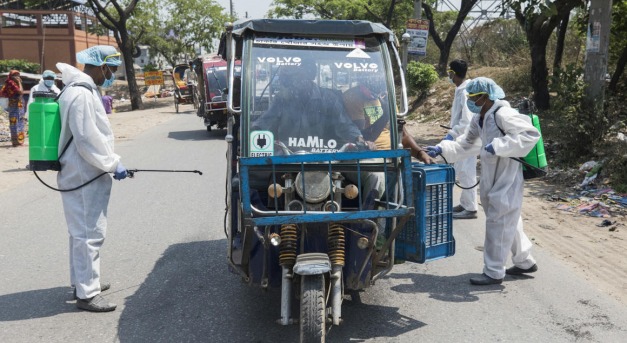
[405,119,627,305]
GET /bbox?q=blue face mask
[466,95,485,113]
[101,65,116,88]
[44,80,54,88]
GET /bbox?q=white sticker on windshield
[346,48,370,59]
[250,131,274,157]
[254,36,366,49]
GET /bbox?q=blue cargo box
[395,163,455,263]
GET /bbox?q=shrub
[143,63,159,72]
[0,59,40,73]
[406,61,439,97]
[491,63,533,95]
[544,64,600,161]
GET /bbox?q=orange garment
[342,85,391,150]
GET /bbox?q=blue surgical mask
[467,96,484,113]
[101,66,116,88]
[44,80,54,88]
[448,77,455,85]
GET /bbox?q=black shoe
[470,273,503,285]
[76,294,117,312]
[506,264,538,275]
[452,205,465,213]
[73,283,111,300]
[453,210,478,219]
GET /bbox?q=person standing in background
[101,92,114,114]
[445,60,478,219]
[26,70,61,113]
[2,70,26,146]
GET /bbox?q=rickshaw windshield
[247,35,393,157]
[206,66,227,100]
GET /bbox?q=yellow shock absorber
[328,224,346,266]
[279,224,298,266]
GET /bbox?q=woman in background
[3,70,26,146]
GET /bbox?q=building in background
[0,2,122,76]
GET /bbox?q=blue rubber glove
[484,143,495,155]
[113,162,128,180]
[444,134,454,141]
[425,146,442,158]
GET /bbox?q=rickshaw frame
[171,63,199,113]
[220,18,453,342]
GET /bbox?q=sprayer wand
[127,169,203,178]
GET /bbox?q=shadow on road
[388,272,505,302]
[167,129,225,141]
[118,240,424,342]
[0,287,78,320]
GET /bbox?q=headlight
[294,172,331,203]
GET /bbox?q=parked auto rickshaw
[172,63,199,113]
[222,19,455,342]
[194,56,241,131]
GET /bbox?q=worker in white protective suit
[26,70,61,116]
[443,59,478,219]
[425,77,540,285]
[56,45,128,312]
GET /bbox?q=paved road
[1,110,626,342]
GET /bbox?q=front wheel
[174,96,179,113]
[300,274,326,343]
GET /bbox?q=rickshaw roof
[202,56,227,69]
[231,19,395,42]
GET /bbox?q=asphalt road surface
[1,109,626,342]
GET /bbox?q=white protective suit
[56,62,121,299]
[438,100,540,279]
[25,78,60,116]
[447,79,477,211]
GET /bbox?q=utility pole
[414,0,422,19]
[229,0,234,18]
[403,0,423,69]
[583,0,613,112]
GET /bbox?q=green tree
[131,0,227,69]
[87,0,144,110]
[422,0,479,75]
[268,0,478,76]
[503,0,585,110]
[268,0,412,29]
[608,0,627,93]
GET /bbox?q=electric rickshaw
[195,56,241,131]
[172,63,199,113]
[222,19,455,342]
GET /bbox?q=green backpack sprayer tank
[28,91,62,171]
[516,99,547,179]
[522,113,548,179]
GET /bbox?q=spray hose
[33,168,203,192]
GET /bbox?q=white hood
[56,62,98,89]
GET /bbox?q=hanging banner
[406,19,430,56]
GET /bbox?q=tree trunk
[609,44,627,93]
[438,44,451,76]
[529,38,551,110]
[118,31,144,110]
[553,15,570,70]
[423,0,478,76]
